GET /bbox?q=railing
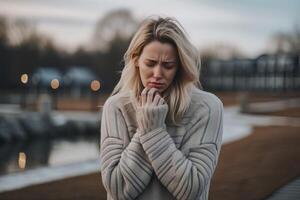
[202,54,300,91]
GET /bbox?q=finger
[153,94,161,106]
[141,87,149,106]
[158,97,165,105]
[147,88,158,105]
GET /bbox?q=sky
[0,0,299,57]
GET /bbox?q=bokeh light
[90,80,100,91]
[20,74,28,84]
[51,79,60,89]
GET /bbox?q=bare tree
[0,16,8,45]
[200,43,245,60]
[6,18,37,46]
[270,24,300,54]
[91,9,138,51]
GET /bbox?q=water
[0,135,99,176]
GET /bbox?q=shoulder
[190,87,223,108]
[102,92,132,112]
[183,88,223,146]
[187,87,223,117]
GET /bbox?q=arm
[137,94,223,200]
[100,98,154,200]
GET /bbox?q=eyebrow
[145,58,177,64]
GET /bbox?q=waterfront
[0,135,99,176]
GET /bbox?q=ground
[0,91,299,200]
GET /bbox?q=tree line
[0,9,299,92]
[0,9,137,92]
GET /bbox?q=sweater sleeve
[139,96,223,200]
[100,98,154,200]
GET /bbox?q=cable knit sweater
[100,87,223,200]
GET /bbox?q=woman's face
[137,40,178,93]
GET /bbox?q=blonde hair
[112,16,201,125]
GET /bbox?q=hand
[139,87,165,107]
[136,87,168,134]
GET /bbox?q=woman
[100,17,223,200]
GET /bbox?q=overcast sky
[0,0,299,57]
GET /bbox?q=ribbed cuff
[136,104,168,134]
[138,127,178,174]
[139,127,174,156]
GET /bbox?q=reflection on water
[18,152,26,169]
[49,138,99,166]
[0,135,99,176]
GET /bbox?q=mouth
[148,82,164,88]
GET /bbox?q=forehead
[140,41,177,60]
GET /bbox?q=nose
[153,65,163,78]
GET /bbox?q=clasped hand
[138,87,165,106]
[136,87,168,134]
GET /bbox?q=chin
[153,86,165,92]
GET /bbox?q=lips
[148,82,164,88]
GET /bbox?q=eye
[145,61,156,67]
[164,63,176,69]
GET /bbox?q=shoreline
[1,125,299,200]
[0,102,281,193]
[1,92,299,199]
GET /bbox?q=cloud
[0,0,298,56]
[0,1,98,24]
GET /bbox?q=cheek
[167,69,177,82]
[139,65,151,78]
[138,66,151,85]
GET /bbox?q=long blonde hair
[112,16,201,125]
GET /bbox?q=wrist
[137,125,166,136]
[136,104,168,133]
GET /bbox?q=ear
[131,53,139,68]
[134,58,139,68]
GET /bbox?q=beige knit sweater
[100,87,223,200]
